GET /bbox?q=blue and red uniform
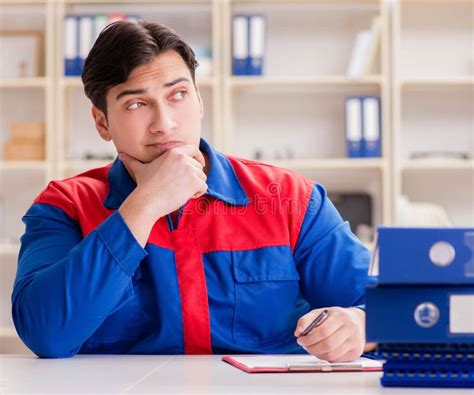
[12,138,375,358]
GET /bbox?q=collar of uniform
[103,138,249,210]
[200,137,249,206]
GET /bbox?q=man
[12,21,375,359]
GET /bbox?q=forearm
[12,211,147,358]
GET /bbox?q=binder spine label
[450,295,474,334]
[345,97,364,158]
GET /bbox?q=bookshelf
[222,0,391,230]
[0,0,53,353]
[0,0,471,353]
[391,0,474,226]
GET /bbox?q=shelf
[401,159,474,171]
[1,0,47,5]
[229,75,383,88]
[61,76,216,89]
[0,243,20,255]
[231,0,380,10]
[63,0,213,4]
[400,77,474,87]
[268,158,386,171]
[0,77,48,88]
[0,161,48,171]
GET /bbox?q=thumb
[118,152,143,180]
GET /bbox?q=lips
[147,141,181,152]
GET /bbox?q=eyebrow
[115,77,190,101]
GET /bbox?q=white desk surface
[1,354,472,394]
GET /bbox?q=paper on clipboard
[222,355,383,373]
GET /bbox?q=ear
[194,82,204,119]
[91,106,112,141]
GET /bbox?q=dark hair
[82,21,198,116]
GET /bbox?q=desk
[1,355,471,394]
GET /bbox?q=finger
[173,144,206,168]
[328,346,361,363]
[194,167,207,182]
[318,340,358,363]
[304,324,349,355]
[119,152,144,178]
[192,179,208,199]
[187,155,205,171]
[296,314,342,348]
[294,308,327,337]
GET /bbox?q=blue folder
[375,343,474,363]
[362,96,382,157]
[381,361,474,388]
[232,15,249,75]
[375,227,474,285]
[64,15,81,76]
[345,96,365,157]
[366,286,474,343]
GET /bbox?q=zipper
[166,205,185,231]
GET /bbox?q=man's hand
[118,144,207,246]
[294,307,366,362]
[120,144,207,216]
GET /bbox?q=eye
[126,102,144,110]
[171,90,187,101]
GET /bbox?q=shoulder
[33,164,112,220]
[226,155,314,202]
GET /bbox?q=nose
[148,104,177,134]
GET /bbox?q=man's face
[92,50,204,163]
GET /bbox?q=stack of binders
[64,14,140,76]
[232,14,266,76]
[366,227,474,388]
[345,96,381,158]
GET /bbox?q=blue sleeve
[11,203,148,358]
[293,184,376,310]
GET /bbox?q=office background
[0,0,473,354]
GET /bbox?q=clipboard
[222,355,383,373]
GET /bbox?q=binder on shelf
[371,227,474,284]
[363,16,381,74]
[94,14,108,42]
[108,13,127,24]
[248,15,266,75]
[345,97,364,158]
[346,30,372,78]
[64,15,80,76]
[79,16,94,73]
[347,15,381,78]
[127,15,140,24]
[232,15,249,75]
[362,96,381,157]
[366,286,474,344]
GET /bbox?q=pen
[298,309,329,338]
